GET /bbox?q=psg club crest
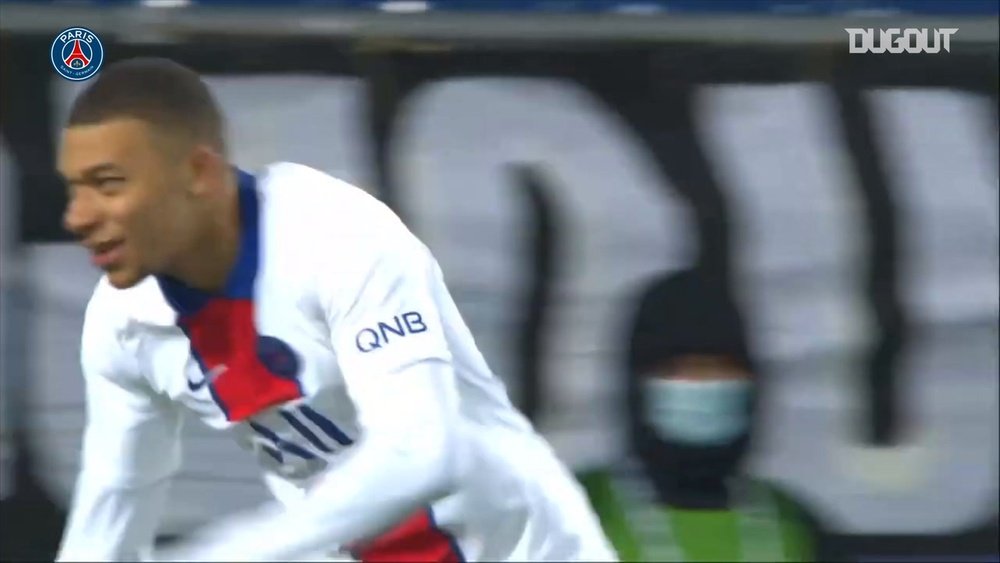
[257,335,301,381]
[50,27,104,81]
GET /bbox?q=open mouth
[90,239,124,268]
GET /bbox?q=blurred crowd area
[1,0,998,561]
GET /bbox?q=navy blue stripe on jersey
[299,405,354,446]
[279,410,334,454]
[262,445,283,464]
[224,168,260,300]
[249,421,317,460]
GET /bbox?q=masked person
[587,269,821,562]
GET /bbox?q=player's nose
[63,190,102,239]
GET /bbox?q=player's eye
[94,177,126,191]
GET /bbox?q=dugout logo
[845,27,958,54]
[50,27,104,81]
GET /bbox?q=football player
[55,57,616,562]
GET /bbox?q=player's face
[59,118,199,289]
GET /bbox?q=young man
[55,57,616,562]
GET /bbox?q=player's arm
[156,231,466,561]
[57,287,183,562]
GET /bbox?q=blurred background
[0,0,998,561]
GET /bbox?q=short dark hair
[67,57,226,152]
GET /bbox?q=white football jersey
[57,162,615,562]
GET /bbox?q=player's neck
[166,175,242,294]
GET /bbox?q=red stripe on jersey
[182,299,303,421]
[353,508,464,563]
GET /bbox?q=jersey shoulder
[82,276,166,383]
[255,162,432,315]
[257,162,412,248]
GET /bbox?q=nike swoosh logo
[187,364,228,391]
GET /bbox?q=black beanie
[626,269,753,377]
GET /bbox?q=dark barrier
[1,28,997,562]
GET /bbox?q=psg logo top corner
[50,27,104,82]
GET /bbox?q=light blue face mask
[643,378,752,446]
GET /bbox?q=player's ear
[186,143,225,197]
